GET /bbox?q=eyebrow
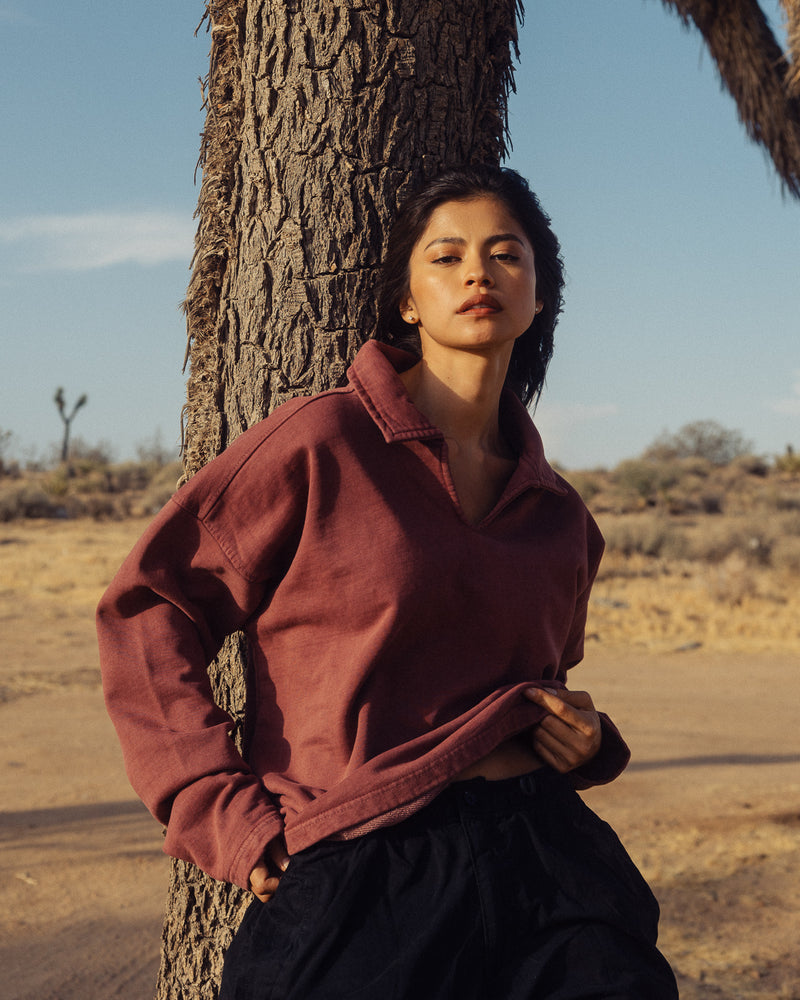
[423,233,527,252]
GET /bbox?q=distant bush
[600,516,687,559]
[644,420,753,466]
[563,470,604,504]
[0,456,183,521]
[135,430,179,466]
[706,553,758,605]
[46,436,116,467]
[612,459,680,501]
[731,454,770,477]
[770,490,800,512]
[0,427,14,475]
[772,537,800,575]
[0,485,65,521]
[775,446,800,475]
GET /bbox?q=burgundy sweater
[97,341,629,889]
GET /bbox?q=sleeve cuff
[568,712,631,789]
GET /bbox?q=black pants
[220,769,678,999]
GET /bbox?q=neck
[399,343,513,455]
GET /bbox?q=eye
[492,251,520,262]
[432,254,460,264]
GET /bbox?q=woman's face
[399,195,541,360]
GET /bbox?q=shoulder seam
[193,387,358,517]
[168,495,261,583]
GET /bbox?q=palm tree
[660,0,800,196]
[159,1,521,995]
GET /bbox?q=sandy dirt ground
[1,519,799,999]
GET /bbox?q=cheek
[407,274,443,316]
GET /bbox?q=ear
[399,295,418,325]
[534,300,543,315]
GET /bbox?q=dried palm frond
[662,0,800,196]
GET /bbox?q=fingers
[524,686,595,716]
[249,835,290,903]
[531,721,599,773]
[266,835,290,875]
[249,862,282,903]
[524,686,602,773]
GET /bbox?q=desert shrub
[0,485,66,521]
[136,462,183,515]
[43,470,70,497]
[674,456,714,479]
[771,537,800,575]
[774,446,800,475]
[779,511,800,536]
[731,453,770,477]
[699,494,723,514]
[644,420,753,466]
[706,553,758,605]
[612,459,680,501]
[44,437,115,468]
[682,521,772,566]
[0,428,14,475]
[601,516,686,559]
[770,490,800,512]
[135,430,178,466]
[72,468,112,494]
[68,437,116,465]
[563,470,604,504]
[107,462,153,493]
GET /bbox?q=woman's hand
[524,687,602,773]
[249,835,290,903]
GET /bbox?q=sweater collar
[347,340,566,496]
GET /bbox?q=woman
[97,165,677,998]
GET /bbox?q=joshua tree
[660,0,800,196]
[53,387,87,464]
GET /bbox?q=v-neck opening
[435,439,523,530]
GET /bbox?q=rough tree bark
[156,1,521,996]
[662,0,800,196]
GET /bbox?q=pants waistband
[395,767,571,833]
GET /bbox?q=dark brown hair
[375,164,565,407]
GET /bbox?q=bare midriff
[453,733,544,782]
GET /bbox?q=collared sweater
[97,340,629,890]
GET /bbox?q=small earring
[407,313,417,324]
[535,304,543,314]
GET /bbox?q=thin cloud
[533,401,619,466]
[0,210,195,271]
[0,5,38,26]
[768,371,800,416]
[534,401,619,430]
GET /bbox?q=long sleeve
[97,500,285,887]
[96,402,314,887]
[555,509,631,788]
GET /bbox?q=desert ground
[1,516,799,999]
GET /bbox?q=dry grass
[0,518,149,700]
[590,547,800,656]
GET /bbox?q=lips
[458,294,501,314]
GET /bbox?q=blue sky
[1,1,798,469]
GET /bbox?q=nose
[464,253,493,287]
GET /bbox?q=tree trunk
[783,0,800,96]
[157,1,520,995]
